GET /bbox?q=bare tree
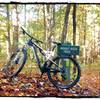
[60,4,71,81]
[6,4,11,59]
[73,4,76,45]
[83,9,87,64]
[12,4,19,53]
[61,4,71,43]
[72,4,77,60]
[24,4,26,27]
[44,5,55,50]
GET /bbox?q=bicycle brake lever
[36,40,43,44]
[52,41,61,45]
[39,40,43,43]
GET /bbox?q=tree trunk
[24,4,26,27]
[73,4,76,45]
[48,4,55,47]
[44,5,55,49]
[43,4,46,49]
[61,4,71,81]
[61,4,71,43]
[6,4,11,59]
[83,10,87,64]
[72,4,77,74]
[49,4,55,38]
[12,4,19,53]
[45,5,51,49]
[72,4,77,60]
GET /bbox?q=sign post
[57,42,80,81]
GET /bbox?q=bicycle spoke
[2,50,26,77]
[48,56,80,89]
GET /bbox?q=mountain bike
[2,26,81,89]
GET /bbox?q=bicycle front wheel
[2,48,27,78]
[47,56,81,89]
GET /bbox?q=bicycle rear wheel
[2,48,27,78]
[47,56,81,89]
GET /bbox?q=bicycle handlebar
[52,41,61,45]
[21,26,43,44]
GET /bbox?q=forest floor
[0,61,100,97]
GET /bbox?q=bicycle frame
[25,38,49,74]
[2,27,80,89]
[21,26,60,73]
